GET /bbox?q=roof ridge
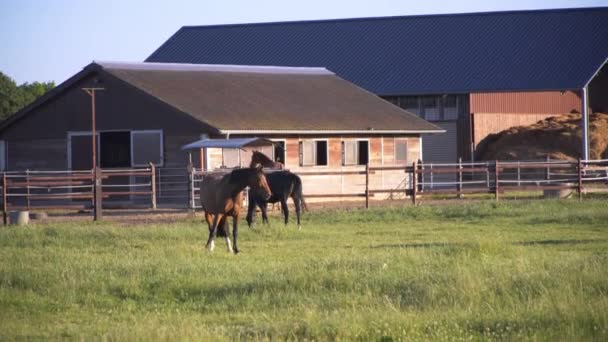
[96,61,333,75]
[179,6,608,30]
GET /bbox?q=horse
[250,150,284,169]
[199,166,271,254]
[245,170,307,230]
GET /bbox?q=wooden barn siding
[469,91,583,147]
[473,113,561,147]
[0,71,212,171]
[470,91,582,114]
[7,138,67,170]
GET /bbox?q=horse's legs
[232,214,240,254]
[261,202,269,225]
[246,198,256,228]
[280,198,289,226]
[221,216,232,253]
[292,195,302,230]
[206,213,223,252]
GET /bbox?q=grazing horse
[250,151,284,169]
[200,166,271,254]
[246,171,307,230]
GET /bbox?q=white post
[582,87,590,161]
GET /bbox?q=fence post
[412,161,418,205]
[578,158,583,201]
[486,161,490,189]
[187,163,194,211]
[494,160,499,201]
[93,167,102,221]
[25,169,30,209]
[365,163,369,209]
[149,163,157,210]
[517,161,521,187]
[2,173,7,225]
[545,155,550,181]
[457,157,463,199]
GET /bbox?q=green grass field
[1,200,607,340]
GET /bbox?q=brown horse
[250,151,284,169]
[200,166,271,254]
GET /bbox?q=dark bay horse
[200,166,271,254]
[250,151,284,169]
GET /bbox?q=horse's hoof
[233,248,239,254]
[206,240,215,252]
[298,225,302,230]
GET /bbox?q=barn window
[443,95,460,121]
[422,96,440,121]
[131,130,163,167]
[299,140,327,166]
[395,139,408,164]
[222,148,240,168]
[273,140,286,164]
[342,140,369,165]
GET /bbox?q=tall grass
[0,200,607,340]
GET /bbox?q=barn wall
[470,91,581,114]
[469,90,583,147]
[472,112,562,147]
[0,71,213,170]
[219,134,421,201]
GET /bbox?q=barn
[0,61,441,203]
[146,6,608,162]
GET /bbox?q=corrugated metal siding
[470,91,582,114]
[421,122,457,163]
[147,7,608,94]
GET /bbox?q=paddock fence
[1,158,607,223]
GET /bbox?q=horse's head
[249,165,272,200]
[230,165,271,200]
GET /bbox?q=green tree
[0,71,55,120]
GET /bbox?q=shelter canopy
[181,137,275,151]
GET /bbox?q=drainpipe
[582,87,590,161]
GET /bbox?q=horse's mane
[252,151,273,163]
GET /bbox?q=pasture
[1,200,607,340]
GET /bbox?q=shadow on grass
[372,239,606,249]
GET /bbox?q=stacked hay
[475,113,608,161]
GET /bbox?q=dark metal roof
[97,62,442,133]
[182,138,275,150]
[146,7,608,95]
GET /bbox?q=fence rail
[2,158,607,223]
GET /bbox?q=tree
[0,71,55,120]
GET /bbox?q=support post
[2,173,7,225]
[582,87,590,161]
[494,160,499,201]
[457,157,463,198]
[412,161,418,205]
[578,158,583,201]
[150,163,157,210]
[365,163,369,209]
[486,161,490,189]
[93,167,102,221]
[545,155,550,181]
[25,169,30,209]
[187,163,194,211]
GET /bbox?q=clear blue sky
[1,0,606,84]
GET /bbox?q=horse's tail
[292,174,308,212]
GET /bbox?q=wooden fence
[1,164,157,224]
[188,159,608,209]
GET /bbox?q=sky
[1,0,606,85]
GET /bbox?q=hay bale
[9,211,30,225]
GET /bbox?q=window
[395,139,408,164]
[273,141,286,164]
[131,131,163,167]
[299,140,327,166]
[422,96,440,121]
[101,131,131,168]
[222,148,240,168]
[399,96,420,116]
[342,140,369,165]
[443,95,459,121]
